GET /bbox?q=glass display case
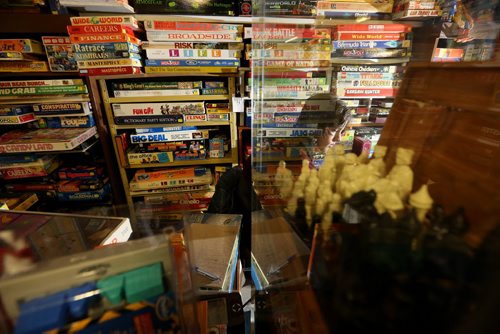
[249,1,499,333]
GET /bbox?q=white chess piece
[275,160,293,199]
[383,192,405,219]
[368,145,387,177]
[306,204,313,227]
[315,180,332,216]
[409,184,433,223]
[336,153,357,198]
[281,177,294,200]
[387,147,414,200]
[287,184,304,216]
[358,150,370,164]
[318,154,334,184]
[275,160,288,188]
[299,159,310,180]
[330,193,343,213]
[333,144,346,176]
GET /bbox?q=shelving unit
[98,74,239,221]
[108,95,230,103]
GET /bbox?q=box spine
[145,59,239,67]
[333,23,411,32]
[112,102,205,117]
[80,66,142,76]
[113,88,200,97]
[144,21,242,32]
[0,85,88,97]
[67,24,134,35]
[130,130,210,144]
[114,115,185,125]
[75,51,139,61]
[145,66,237,74]
[77,58,142,69]
[146,31,242,42]
[333,32,408,40]
[70,33,140,44]
[142,41,244,50]
[70,16,139,29]
[146,48,240,59]
[0,79,84,88]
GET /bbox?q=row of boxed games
[111,101,230,125]
[2,19,418,74]
[108,79,230,98]
[0,160,111,203]
[0,102,94,128]
[43,0,443,19]
[115,127,229,167]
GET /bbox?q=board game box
[0,127,97,153]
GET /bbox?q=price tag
[232,97,250,113]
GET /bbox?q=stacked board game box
[119,126,229,167]
[392,0,442,20]
[58,0,134,13]
[331,23,412,128]
[250,23,334,163]
[41,36,78,72]
[254,0,318,16]
[129,166,213,196]
[142,21,243,74]
[133,0,236,15]
[315,0,394,20]
[112,101,215,125]
[110,78,230,99]
[134,190,215,233]
[0,39,49,72]
[66,15,143,76]
[0,79,106,206]
[55,165,111,202]
[0,105,36,126]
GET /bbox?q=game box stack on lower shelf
[100,71,239,233]
[0,78,111,211]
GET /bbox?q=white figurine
[336,153,358,198]
[330,193,343,213]
[374,191,404,218]
[275,160,293,199]
[387,147,415,200]
[358,150,370,164]
[287,182,305,216]
[409,184,433,223]
[306,204,313,227]
[333,144,346,175]
[315,180,332,216]
[318,154,334,184]
[368,145,387,177]
[281,177,294,200]
[299,159,310,181]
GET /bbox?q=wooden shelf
[114,120,230,129]
[126,152,234,169]
[348,122,385,127]
[259,156,303,162]
[133,14,424,27]
[0,72,81,79]
[93,72,239,80]
[108,95,230,103]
